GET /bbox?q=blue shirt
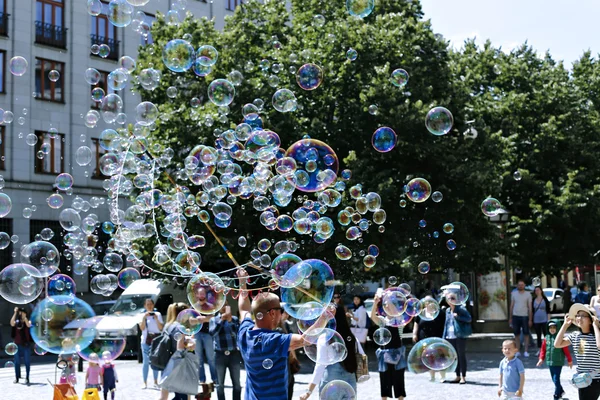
[237,318,292,400]
[499,356,524,393]
[209,314,239,352]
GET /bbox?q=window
[35,131,64,174]
[35,0,66,48]
[0,0,8,37]
[0,50,4,93]
[30,220,70,274]
[226,0,242,11]
[0,126,5,170]
[140,13,156,46]
[91,138,108,179]
[91,1,119,60]
[90,70,115,109]
[0,218,13,269]
[35,58,64,102]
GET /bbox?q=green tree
[133,0,506,284]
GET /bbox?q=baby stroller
[50,360,78,400]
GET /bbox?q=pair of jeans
[141,342,159,383]
[195,331,217,383]
[215,350,242,400]
[14,344,31,380]
[319,362,357,395]
[548,366,563,398]
[447,338,467,377]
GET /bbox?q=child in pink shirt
[85,361,102,391]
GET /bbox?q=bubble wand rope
[161,171,326,304]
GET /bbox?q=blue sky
[420,0,600,67]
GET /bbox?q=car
[92,300,116,316]
[544,288,565,313]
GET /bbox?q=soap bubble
[48,70,60,82]
[119,56,136,72]
[390,68,409,88]
[296,63,323,91]
[272,89,297,112]
[286,139,339,193]
[320,380,356,400]
[117,268,141,289]
[136,101,159,126]
[335,244,352,260]
[281,259,334,320]
[176,308,203,335]
[297,311,336,343]
[405,297,422,317]
[162,39,195,72]
[372,127,397,153]
[425,106,453,136]
[47,274,76,305]
[74,316,126,362]
[0,263,44,304]
[444,282,469,306]
[0,232,9,249]
[0,193,12,217]
[432,191,443,203]
[47,194,64,209]
[262,358,274,369]
[346,48,358,61]
[303,329,347,365]
[382,289,407,317]
[419,297,440,321]
[87,0,102,16]
[408,337,457,374]
[346,0,375,18]
[5,342,17,356]
[532,277,541,287]
[187,273,226,315]
[9,56,28,76]
[270,253,302,286]
[107,0,133,28]
[481,197,503,217]
[513,170,522,181]
[417,261,430,274]
[442,223,454,234]
[405,178,431,203]
[208,79,235,107]
[373,327,392,346]
[21,241,60,277]
[30,297,96,354]
[76,146,93,166]
[446,239,457,251]
[421,342,457,371]
[196,45,219,66]
[59,208,82,232]
[55,173,74,191]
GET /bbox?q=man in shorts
[509,280,533,357]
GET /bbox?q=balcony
[90,34,120,61]
[0,12,9,37]
[35,21,67,49]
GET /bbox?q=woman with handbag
[299,303,358,400]
[139,298,164,389]
[371,292,406,400]
[159,303,199,400]
[554,304,600,400]
[532,286,550,352]
[10,307,32,385]
[347,295,368,346]
[442,294,472,384]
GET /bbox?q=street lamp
[488,209,512,326]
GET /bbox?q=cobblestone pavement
[0,351,578,399]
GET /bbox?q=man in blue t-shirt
[236,268,323,400]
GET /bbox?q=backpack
[150,325,176,371]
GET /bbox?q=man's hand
[515,389,522,397]
[536,359,543,367]
[299,393,310,400]
[236,268,249,287]
[528,320,532,328]
[497,388,502,397]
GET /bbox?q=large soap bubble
[187,272,226,315]
[303,328,347,365]
[321,380,356,400]
[208,79,235,107]
[176,308,203,335]
[382,289,407,317]
[418,297,440,321]
[408,337,458,374]
[31,297,96,354]
[75,316,126,362]
[0,263,44,304]
[59,208,82,232]
[481,197,503,217]
[272,89,298,113]
[281,259,334,320]
[421,341,457,371]
[9,56,28,76]
[162,39,195,72]
[372,127,397,152]
[443,282,469,306]
[285,139,339,193]
[346,0,375,18]
[296,63,323,90]
[0,193,12,217]
[107,0,133,28]
[20,241,60,277]
[117,267,140,289]
[270,253,302,287]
